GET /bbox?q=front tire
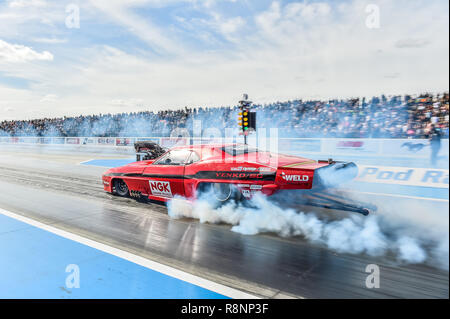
[114,179,129,197]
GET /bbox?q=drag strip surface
[0,148,448,298]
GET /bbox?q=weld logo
[148,180,173,197]
[281,172,309,182]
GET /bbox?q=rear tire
[114,179,129,197]
[198,183,242,206]
[212,183,232,202]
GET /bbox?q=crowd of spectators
[1,93,448,139]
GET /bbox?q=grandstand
[1,93,448,139]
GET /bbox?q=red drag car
[102,144,371,215]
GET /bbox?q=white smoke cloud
[396,236,427,263]
[168,193,447,269]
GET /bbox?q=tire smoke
[168,193,448,269]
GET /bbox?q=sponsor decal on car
[230,166,258,172]
[148,180,173,197]
[280,172,310,182]
[215,172,264,179]
[242,189,251,198]
[259,167,275,172]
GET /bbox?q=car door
[142,149,191,200]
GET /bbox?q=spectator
[428,123,443,166]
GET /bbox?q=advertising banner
[66,137,80,145]
[18,137,39,144]
[356,165,449,188]
[323,139,381,155]
[97,137,116,145]
[116,138,134,146]
[381,139,449,157]
[81,137,96,145]
[160,137,189,148]
[134,137,160,144]
[38,137,52,144]
[52,137,65,144]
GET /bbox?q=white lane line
[78,159,96,165]
[0,208,258,299]
[344,190,449,202]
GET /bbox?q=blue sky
[0,0,448,120]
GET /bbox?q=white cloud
[0,39,53,62]
[88,0,183,54]
[8,0,47,8]
[255,1,281,33]
[218,16,245,35]
[33,37,68,44]
[40,94,58,103]
[284,2,331,20]
[395,38,431,49]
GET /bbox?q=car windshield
[221,145,259,156]
[153,149,191,165]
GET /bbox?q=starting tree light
[237,94,256,143]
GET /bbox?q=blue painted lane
[81,158,135,168]
[0,214,227,299]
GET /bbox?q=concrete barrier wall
[1,136,448,159]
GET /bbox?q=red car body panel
[102,144,356,202]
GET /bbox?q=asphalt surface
[0,145,448,299]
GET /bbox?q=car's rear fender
[275,161,358,191]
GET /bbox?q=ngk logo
[148,180,173,197]
[281,172,309,182]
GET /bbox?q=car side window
[153,150,191,165]
[186,151,200,165]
